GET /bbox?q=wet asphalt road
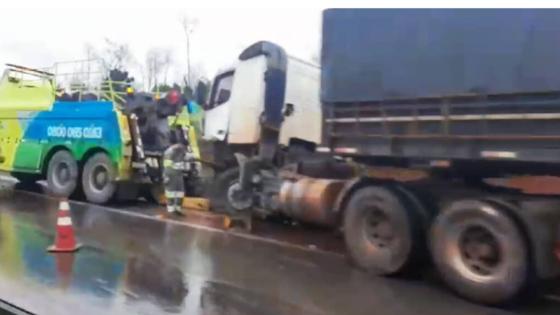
[1,190,560,315]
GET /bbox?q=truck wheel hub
[459,225,501,276]
[364,208,393,247]
[227,182,252,211]
[55,163,71,185]
[92,166,109,190]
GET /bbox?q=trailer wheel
[46,150,78,197]
[430,199,531,305]
[82,152,116,204]
[343,186,422,276]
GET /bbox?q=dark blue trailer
[229,9,560,306]
[322,9,560,168]
[313,9,560,306]
[322,9,560,102]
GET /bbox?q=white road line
[17,190,345,259]
[0,174,17,183]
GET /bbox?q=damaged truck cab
[201,41,322,211]
[204,41,321,152]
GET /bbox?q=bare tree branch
[145,47,173,91]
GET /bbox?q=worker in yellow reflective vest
[169,99,202,163]
[163,132,188,215]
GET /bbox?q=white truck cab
[203,42,322,149]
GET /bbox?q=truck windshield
[209,72,234,109]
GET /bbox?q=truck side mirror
[194,80,209,107]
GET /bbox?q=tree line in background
[68,15,320,104]
[80,16,207,101]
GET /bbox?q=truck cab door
[203,71,234,141]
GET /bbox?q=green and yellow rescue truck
[0,63,198,204]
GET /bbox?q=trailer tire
[343,185,422,276]
[82,152,117,204]
[46,150,79,198]
[430,199,531,305]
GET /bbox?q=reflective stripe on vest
[165,191,185,198]
[163,159,173,168]
[173,162,185,170]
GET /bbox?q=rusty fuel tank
[278,178,345,227]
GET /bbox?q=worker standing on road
[163,135,187,215]
[163,131,188,215]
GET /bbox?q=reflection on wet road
[0,191,559,315]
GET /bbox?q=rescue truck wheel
[343,185,423,276]
[82,152,117,204]
[46,150,78,198]
[430,199,531,305]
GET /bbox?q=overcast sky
[0,8,323,87]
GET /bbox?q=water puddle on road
[0,200,323,315]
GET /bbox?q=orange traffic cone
[47,199,82,252]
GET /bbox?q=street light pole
[186,28,191,86]
[182,16,197,88]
